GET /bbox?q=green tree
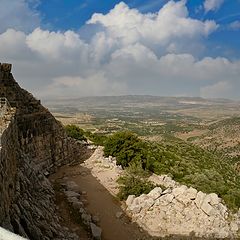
[65,125,87,141]
[104,131,147,168]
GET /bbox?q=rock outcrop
[0,63,87,239]
[126,174,240,239]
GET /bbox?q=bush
[104,131,147,168]
[65,125,86,141]
[84,131,108,146]
[103,130,240,210]
[117,162,154,200]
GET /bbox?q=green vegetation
[104,131,147,168]
[117,162,155,200]
[84,131,108,146]
[65,124,107,145]
[65,123,240,211]
[65,125,87,141]
[104,131,240,211]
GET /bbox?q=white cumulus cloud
[0,0,239,99]
[88,1,217,48]
[0,0,40,33]
[200,81,233,99]
[204,0,224,12]
[229,21,240,30]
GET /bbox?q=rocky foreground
[84,146,240,239]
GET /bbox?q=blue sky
[36,0,240,59]
[0,0,240,99]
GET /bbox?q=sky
[0,0,240,100]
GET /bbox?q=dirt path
[52,164,153,240]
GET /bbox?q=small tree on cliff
[104,131,147,168]
[65,125,87,141]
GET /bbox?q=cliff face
[0,63,85,239]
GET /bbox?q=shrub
[104,130,240,210]
[65,125,86,141]
[84,131,108,146]
[117,162,154,200]
[104,131,147,168]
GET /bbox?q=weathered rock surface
[90,223,102,240]
[126,176,240,239]
[62,180,102,239]
[82,146,122,195]
[0,64,87,239]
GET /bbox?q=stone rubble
[125,175,240,239]
[81,146,240,239]
[62,180,102,240]
[82,146,123,195]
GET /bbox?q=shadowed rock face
[0,63,84,239]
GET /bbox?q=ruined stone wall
[0,63,84,173]
[0,63,86,239]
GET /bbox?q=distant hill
[189,117,240,157]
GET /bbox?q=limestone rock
[90,223,102,240]
[147,187,162,200]
[65,190,80,198]
[126,176,240,239]
[116,212,123,219]
[126,195,135,206]
[92,215,100,223]
[156,193,174,206]
[81,213,91,225]
[201,199,215,216]
[195,191,206,208]
[172,185,188,197]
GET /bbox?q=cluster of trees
[103,131,240,211]
[65,125,240,211]
[65,125,107,145]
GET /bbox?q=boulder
[195,191,206,208]
[175,187,197,205]
[65,181,79,192]
[81,213,91,225]
[216,203,228,217]
[116,212,123,219]
[162,188,172,195]
[201,199,215,216]
[90,223,102,240]
[64,191,80,198]
[128,204,142,214]
[206,193,220,206]
[92,215,100,223]
[156,193,174,206]
[148,187,162,200]
[186,187,198,200]
[72,201,84,210]
[141,198,155,210]
[126,195,135,206]
[172,185,187,197]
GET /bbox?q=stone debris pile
[125,176,240,239]
[62,180,102,240]
[82,146,122,195]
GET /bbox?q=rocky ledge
[126,175,240,239]
[76,147,240,239]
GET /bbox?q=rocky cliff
[0,63,86,239]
